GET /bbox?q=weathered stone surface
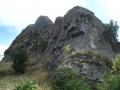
[46,6,116,80]
[47,6,115,70]
[35,16,53,40]
[2,16,53,62]
[58,51,111,80]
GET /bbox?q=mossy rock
[39,40,48,53]
[64,45,74,54]
[69,50,112,68]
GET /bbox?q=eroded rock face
[46,6,115,80]
[2,6,116,80]
[2,16,53,62]
[48,6,114,69]
[58,51,111,80]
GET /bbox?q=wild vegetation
[0,62,51,90]
[52,67,92,90]
[103,20,119,52]
[12,48,28,74]
[112,54,120,74]
[39,40,48,53]
[97,54,120,90]
[55,54,120,90]
[0,52,120,90]
[64,45,74,54]
[14,80,38,90]
[0,48,51,90]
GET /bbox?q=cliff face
[47,6,114,65]
[2,6,117,80]
[46,6,115,80]
[2,16,53,63]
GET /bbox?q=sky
[0,0,120,60]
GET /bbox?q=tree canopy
[12,48,28,74]
[103,20,119,52]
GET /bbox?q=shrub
[12,48,28,74]
[112,54,120,74]
[98,73,120,90]
[98,55,120,90]
[14,80,38,90]
[0,63,14,75]
[64,45,74,54]
[39,40,48,52]
[52,67,91,90]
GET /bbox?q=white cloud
[99,0,120,40]
[0,44,8,60]
[0,0,120,33]
[1,0,120,59]
[0,56,4,61]
[100,0,120,23]
[0,44,8,55]
[0,0,86,32]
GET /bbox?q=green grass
[0,63,13,75]
[0,74,51,90]
[0,63,51,90]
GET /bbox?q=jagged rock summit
[2,6,117,80]
[2,16,53,62]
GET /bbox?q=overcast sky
[0,0,120,60]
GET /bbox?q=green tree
[12,48,28,74]
[52,67,91,90]
[103,20,119,52]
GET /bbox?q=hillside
[0,6,120,90]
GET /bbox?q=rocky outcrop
[46,6,115,80]
[2,6,117,80]
[47,6,115,70]
[58,51,112,80]
[2,16,53,62]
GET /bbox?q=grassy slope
[0,62,51,90]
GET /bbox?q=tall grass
[0,63,51,90]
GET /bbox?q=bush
[52,67,91,90]
[39,40,48,52]
[12,48,28,74]
[64,45,74,54]
[0,63,14,75]
[98,54,120,90]
[98,73,120,90]
[112,54,120,74]
[14,81,38,90]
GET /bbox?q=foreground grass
[0,75,51,90]
[0,63,51,90]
